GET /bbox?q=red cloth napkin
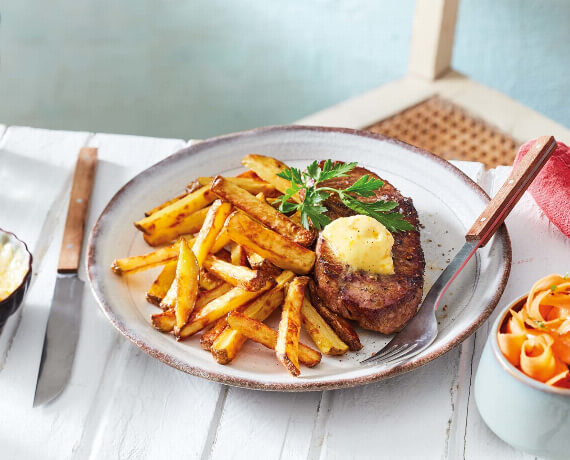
[514,139,570,238]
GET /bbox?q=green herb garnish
[277,160,415,232]
[535,320,546,329]
[550,284,558,292]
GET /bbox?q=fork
[361,136,557,366]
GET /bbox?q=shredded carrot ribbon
[498,274,570,388]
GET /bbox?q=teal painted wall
[454,0,570,132]
[0,1,568,139]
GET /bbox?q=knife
[34,147,98,406]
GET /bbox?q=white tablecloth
[0,125,568,460]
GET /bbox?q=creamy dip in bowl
[0,229,32,328]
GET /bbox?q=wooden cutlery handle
[58,147,98,273]
[466,136,557,247]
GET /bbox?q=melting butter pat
[322,215,395,275]
[0,237,28,301]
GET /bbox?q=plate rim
[87,124,512,391]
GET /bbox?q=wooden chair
[297,0,569,168]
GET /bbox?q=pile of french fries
[111,154,362,376]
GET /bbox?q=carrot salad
[498,274,570,388]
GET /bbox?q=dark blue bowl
[0,229,32,329]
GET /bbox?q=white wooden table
[0,124,568,460]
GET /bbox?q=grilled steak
[314,166,425,334]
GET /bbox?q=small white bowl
[0,229,32,328]
[475,295,570,459]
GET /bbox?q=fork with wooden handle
[361,136,558,366]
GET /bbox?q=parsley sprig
[277,160,415,232]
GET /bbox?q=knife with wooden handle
[34,147,97,406]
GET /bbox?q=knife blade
[34,147,97,407]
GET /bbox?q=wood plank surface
[209,387,321,460]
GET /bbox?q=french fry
[117,151,370,374]
[142,207,209,247]
[226,312,321,368]
[200,317,228,351]
[308,281,362,351]
[241,154,301,202]
[146,261,177,305]
[174,239,200,330]
[177,279,275,338]
[192,200,233,266]
[226,212,315,274]
[199,269,223,290]
[145,192,189,217]
[210,227,231,253]
[151,309,176,332]
[288,211,303,227]
[160,278,177,310]
[213,248,231,263]
[211,284,285,364]
[276,276,310,376]
[211,176,315,246]
[111,238,192,275]
[301,298,348,355]
[196,283,233,310]
[156,239,198,311]
[230,242,248,266]
[153,283,232,333]
[134,186,216,235]
[186,180,203,193]
[203,255,268,291]
[196,176,278,196]
[245,249,281,277]
[209,272,293,363]
[236,170,261,180]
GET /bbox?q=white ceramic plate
[87,126,511,390]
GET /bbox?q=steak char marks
[314,165,425,334]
